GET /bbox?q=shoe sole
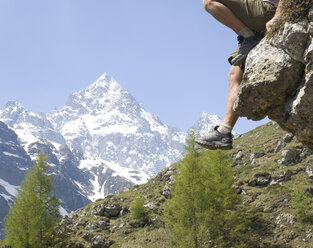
[231,54,247,66]
[195,140,233,150]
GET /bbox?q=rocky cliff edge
[234,7,313,150]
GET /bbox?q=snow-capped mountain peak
[4,100,24,109]
[47,73,186,175]
[64,73,131,112]
[192,112,222,136]
[89,73,120,91]
[0,101,66,145]
[0,72,224,239]
[1,101,28,124]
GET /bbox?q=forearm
[266,0,283,29]
[273,0,283,20]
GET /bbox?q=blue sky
[0,0,268,134]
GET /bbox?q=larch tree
[165,133,209,248]
[165,133,249,248]
[4,154,61,248]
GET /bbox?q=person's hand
[266,17,279,31]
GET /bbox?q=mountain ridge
[47,73,187,175]
[0,73,221,239]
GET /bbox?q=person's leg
[203,0,276,66]
[222,65,243,128]
[203,0,246,33]
[204,0,276,34]
[196,0,275,149]
[195,66,243,150]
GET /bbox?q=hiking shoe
[231,33,263,66]
[195,126,233,150]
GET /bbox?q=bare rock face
[234,8,313,149]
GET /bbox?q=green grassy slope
[54,122,313,248]
[3,122,313,248]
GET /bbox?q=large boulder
[234,9,313,150]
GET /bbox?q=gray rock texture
[235,150,244,160]
[306,167,313,179]
[278,148,301,165]
[283,134,293,143]
[274,141,286,153]
[234,9,313,150]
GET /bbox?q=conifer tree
[165,133,208,248]
[165,133,248,248]
[200,149,245,247]
[4,154,61,248]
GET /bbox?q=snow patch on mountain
[48,73,186,175]
[0,73,222,213]
[79,155,150,201]
[59,206,69,216]
[0,178,18,198]
[0,101,66,145]
[192,112,222,136]
[0,178,19,209]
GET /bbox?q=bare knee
[228,66,243,87]
[203,0,215,13]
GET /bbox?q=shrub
[130,196,147,219]
[291,184,313,223]
[268,0,313,35]
[282,0,312,22]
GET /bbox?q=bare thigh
[216,0,275,33]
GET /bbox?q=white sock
[217,123,232,134]
[237,27,254,38]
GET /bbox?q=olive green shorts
[217,0,276,68]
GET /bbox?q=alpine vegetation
[165,134,251,248]
[49,122,313,247]
[4,154,61,248]
[130,195,148,220]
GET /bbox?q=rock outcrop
[234,7,313,150]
